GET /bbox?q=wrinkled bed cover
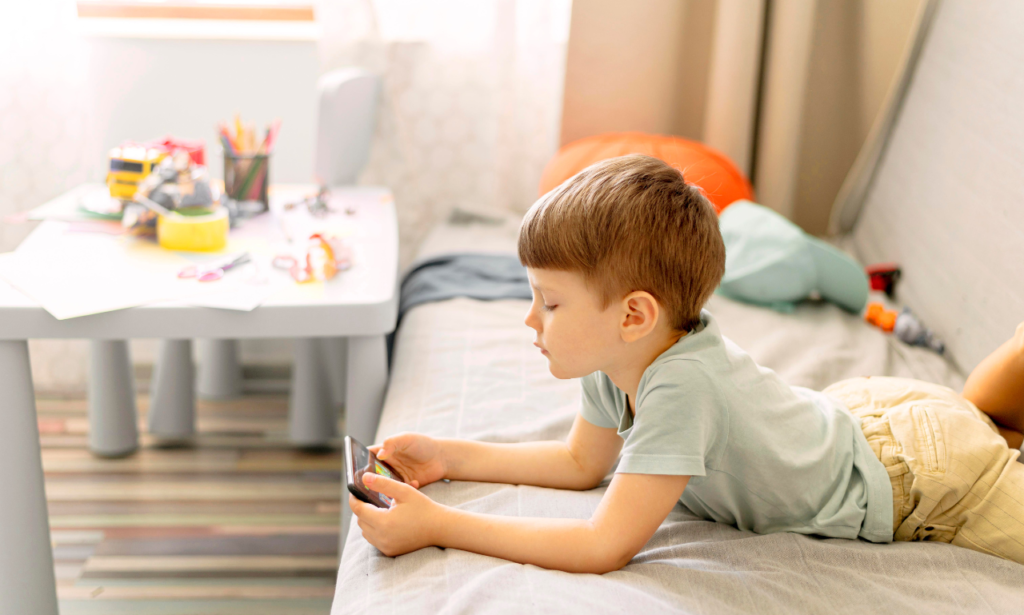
[332,291,1024,614]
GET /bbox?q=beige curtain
[755,0,926,235]
[560,0,926,236]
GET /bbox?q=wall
[87,36,318,187]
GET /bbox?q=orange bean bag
[539,132,753,214]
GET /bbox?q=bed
[331,1,1024,611]
[330,221,1021,614]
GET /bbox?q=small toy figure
[864,302,898,332]
[123,151,216,236]
[272,234,352,283]
[865,302,945,354]
[894,308,945,354]
[106,145,168,199]
[866,263,902,298]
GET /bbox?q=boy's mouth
[533,342,549,356]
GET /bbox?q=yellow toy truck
[106,145,167,199]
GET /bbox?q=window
[75,1,319,40]
[77,1,314,22]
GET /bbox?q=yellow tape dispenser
[156,206,230,252]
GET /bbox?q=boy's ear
[619,291,660,343]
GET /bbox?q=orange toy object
[864,302,898,332]
[538,132,754,214]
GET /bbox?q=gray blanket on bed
[398,253,532,321]
[334,295,1024,614]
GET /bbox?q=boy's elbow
[576,475,605,491]
[577,528,637,574]
[576,468,608,491]
[583,544,635,574]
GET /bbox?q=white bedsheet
[332,287,1023,614]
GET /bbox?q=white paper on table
[181,264,290,311]
[0,225,232,320]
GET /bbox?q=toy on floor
[864,302,945,354]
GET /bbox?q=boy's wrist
[425,501,454,547]
[437,438,457,480]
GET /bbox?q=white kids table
[0,185,398,614]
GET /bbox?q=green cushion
[718,201,868,313]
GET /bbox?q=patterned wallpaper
[320,0,570,266]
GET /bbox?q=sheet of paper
[0,223,231,320]
[182,263,290,311]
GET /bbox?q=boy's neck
[605,329,685,415]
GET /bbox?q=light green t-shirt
[580,310,893,543]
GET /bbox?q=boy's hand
[369,433,447,489]
[349,473,444,557]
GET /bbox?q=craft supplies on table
[0,184,382,320]
[272,234,352,283]
[106,145,167,200]
[156,207,230,252]
[178,252,251,282]
[219,115,280,215]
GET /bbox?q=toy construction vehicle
[106,145,168,199]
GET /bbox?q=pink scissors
[178,253,251,282]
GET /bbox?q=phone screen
[346,436,402,508]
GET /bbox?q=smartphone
[345,435,404,508]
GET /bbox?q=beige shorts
[825,377,1024,564]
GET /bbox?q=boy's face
[524,268,622,379]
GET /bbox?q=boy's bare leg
[962,322,1024,450]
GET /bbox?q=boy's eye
[542,304,556,312]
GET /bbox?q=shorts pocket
[910,405,945,473]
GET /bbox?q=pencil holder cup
[223,152,270,214]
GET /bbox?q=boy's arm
[442,415,622,489]
[353,471,689,574]
[377,415,623,491]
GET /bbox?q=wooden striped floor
[39,392,341,614]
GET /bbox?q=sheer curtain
[0,0,96,253]
[316,0,572,266]
[0,0,97,392]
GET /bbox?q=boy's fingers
[348,494,385,524]
[377,432,414,460]
[348,494,367,517]
[363,473,413,501]
[351,502,376,532]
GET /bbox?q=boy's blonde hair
[518,154,725,332]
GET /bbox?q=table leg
[88,340,139,457]
[197,339,242,400]
[321,337,348,409]
[0,340,59,614]
[149,339,195,441]
[289,338,336,447]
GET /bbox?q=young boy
[349,155,1024,573]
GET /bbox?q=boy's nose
[524,307,541,332]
